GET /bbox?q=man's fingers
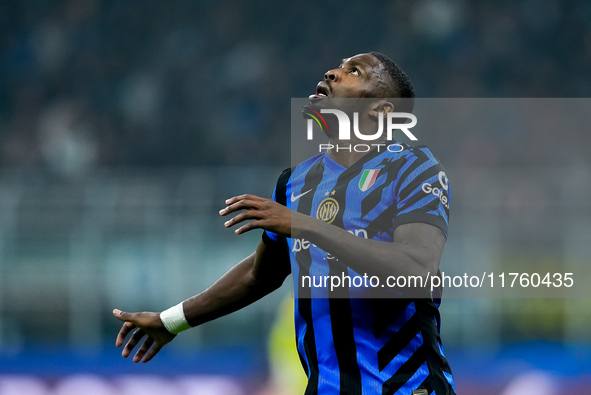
[220,200,253,216]
[142,343,163,363]
[133,337,154,363]
[223,210,262,228]
[122,328,145,358]
[224,194,259,205]
[113,309,168,363]
[220,195,264,216]
[113,308,133,322]
[115,321,136,347]
[236,220,263,235]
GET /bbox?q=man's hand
[113,309,176,363]
[220,194,297,236]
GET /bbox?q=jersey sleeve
[392,147,451,236]
[263,183,281,243]
[262,168,291,244]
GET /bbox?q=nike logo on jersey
[291,189,313,202]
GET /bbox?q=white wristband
[160,302,191,335]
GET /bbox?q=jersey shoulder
[406,144,441,162]
[293,153,325,174]
[388,144,441,164]
[369,144,443,177]
[273,153,325,202]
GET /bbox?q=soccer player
[114,52,456,395]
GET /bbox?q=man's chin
[306,95,328,110]
[306,96,351,111]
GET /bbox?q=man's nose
[324,69,341,82]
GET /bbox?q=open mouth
[309,82,330,101]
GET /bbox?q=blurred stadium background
[0,0,590,394]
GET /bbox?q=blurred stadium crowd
[1,0,590,173]
[1,1,590,394]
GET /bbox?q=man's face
[309,53,391,102]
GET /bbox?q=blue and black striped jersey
[264,144,456,395]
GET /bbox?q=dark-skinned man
[114,52,456,395]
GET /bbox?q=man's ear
[368,100,394,119]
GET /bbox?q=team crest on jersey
[358,169,380,192]
[316,197,339,223]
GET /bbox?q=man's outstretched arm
[113,237,290,363]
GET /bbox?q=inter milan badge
[316,197,339,223]
[358,169,380,192]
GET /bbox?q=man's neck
[323,114,387,168]
[326,149,366,168]
[325,137,386,168]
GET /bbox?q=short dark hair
[369,51,415,99]
[369,51,414,112]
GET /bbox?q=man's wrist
[290,212,318,239]
[159,302,191,335]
